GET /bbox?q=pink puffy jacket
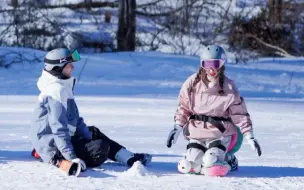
[174,73,253,140]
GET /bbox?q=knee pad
[185,141,207,165]
[201,145,230,176]
[203,139,227,167]
[178,158,191,173]
[202,147,226,167]
[178,140,206,174]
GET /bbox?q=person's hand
[245,131,262,156]
[166,124,183,148]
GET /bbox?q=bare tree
[268,0,283,24]
[117,0,136,51]
[0,0,302,61]
[229,0,303,59]
[135,0,233,55]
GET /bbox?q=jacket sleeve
[228,85,253,135]
[174,78,193,127]
[76,116,92,140]
[47,90,76,161]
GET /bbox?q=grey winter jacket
[30,70,92,163]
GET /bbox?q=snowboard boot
[227,154,238,171]
[127,153,152,167]
[115,148,152,167]
[31,149,41,160]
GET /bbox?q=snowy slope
[0,48,304,189]
[1,47,304,98]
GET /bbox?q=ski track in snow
[0,96,304,190]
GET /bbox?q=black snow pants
[52,126,124,168]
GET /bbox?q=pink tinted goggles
[201,59,224,69]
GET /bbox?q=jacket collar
[37,70,75,93]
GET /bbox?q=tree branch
[245,33,294,57]
[136,0,199,17]
[38,1,118,10]
[137,0,164,8]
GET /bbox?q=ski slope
[1,96,304,189]
[0,48,304,189]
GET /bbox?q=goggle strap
[44,56,74,65]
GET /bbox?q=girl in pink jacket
[166,45,262,176]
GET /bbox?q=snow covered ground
[1,96,304,189]
[0,48,304,189]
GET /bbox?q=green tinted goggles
[44,49,81,64]
[71,49,81,62]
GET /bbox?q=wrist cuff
[244,131,254,140]
[174,124,183,131]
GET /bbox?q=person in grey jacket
[30,48,152,177]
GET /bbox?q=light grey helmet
[200,45,226,68]
[44,48,80,71]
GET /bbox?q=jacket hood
[37,70,75,93]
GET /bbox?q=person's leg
[88,126,152,167]
[223,127,243,171]
[203,138,228,166]
[178,139,206,174]
[71,136,110,168]
[201,138,230,176]
[226,154,238,171]
[89,126,124,161]
[220,135,239,171]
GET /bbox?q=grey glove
[166,124,183,148]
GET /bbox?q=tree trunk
[11,0,18,8]
[117,0,136,51]
[182,0,190,34]
[84,0,92,11]
[268,0,282,24]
